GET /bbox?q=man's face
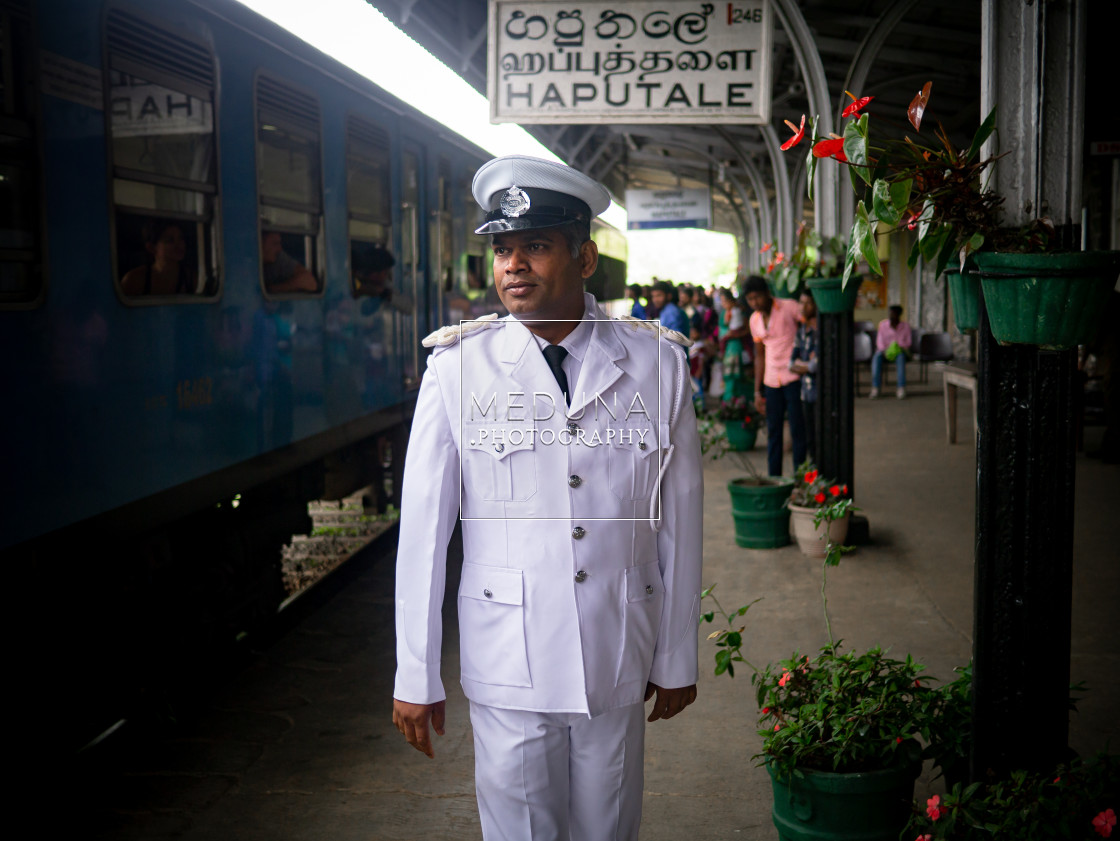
[678,289,692,307]
[889,308,902,326]
[491,228,596,320]
[745,290,771,313]
[799,293,817,321]
[262,232,282,264]
[650,289,668,309]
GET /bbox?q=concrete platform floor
[71,368,1118,840]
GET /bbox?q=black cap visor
[474,187,593,235]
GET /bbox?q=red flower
[914,679,921,688]
[775,251,786,263]
[814,492,827,504]
[1094,809,1117,838]
[780,115,806,150]
[896,737,903,743]
[812,137,847,162]
[778,670,792,687]
[842,484,849,495]
[760,242,772,253]
[908,81,932,131]
[804,469,819,484]
[744,416,752,424]
[916,836,932,841]
[829,485,841,497]
[841,90,874,118]
[774,723,781,731]
[926,795,942,821]
[761,707,770,714]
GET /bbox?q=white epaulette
[613,314,693,347]
[422,313,501,348]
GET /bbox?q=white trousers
[469,701,646,841]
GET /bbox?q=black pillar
[971,289,1077,780]
[816,311,855,494]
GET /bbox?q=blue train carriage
[0,0,491,751]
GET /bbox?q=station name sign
[487,1,772,124]
[625,188,710,229]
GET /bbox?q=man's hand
[393,698,445,758]
[754,391,766,412]
[644,682,697,722]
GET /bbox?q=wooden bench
[943,362,978,444]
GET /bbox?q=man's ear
[578,239,599,280]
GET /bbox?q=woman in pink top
[871,303,913,399]
[744,275,806,476]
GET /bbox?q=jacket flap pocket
[607,424,658,457]
[464,424,536,461]
[625,561,664,603]
[460,562,524,605]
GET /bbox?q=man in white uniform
[392,155,704,840]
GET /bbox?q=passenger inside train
[261,230,318,294]
[119,218,198,297]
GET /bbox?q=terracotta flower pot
[788,504,850,558]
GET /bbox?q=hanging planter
[768,760,921,841]
[727,477,794,549]
[806,277,860,313]
[723,420,757,451]
[944,258,980,331]
[971,251,1120,348]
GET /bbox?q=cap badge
[500,185,531,218]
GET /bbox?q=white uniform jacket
[393,294,703,716]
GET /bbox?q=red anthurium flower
[829,485,841,497]
[775,251,786,263]
[1093,809,1117,837]
[908,81,932,131]
[804,469,819,484]
[812,137,847,162]
[842,484,849,495]
[781,115,807,150]
[926,795,942,821]
[841,90,874,118]
[905,212,920,231]
[814,492,827,504]
[760,242,772,253]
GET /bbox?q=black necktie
[542,344,570,405]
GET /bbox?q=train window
[0,1,44,306]
[105,7,220,301]
[346,115,393,298]
[256,75,323,296]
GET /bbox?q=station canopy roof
[366,1,983,246]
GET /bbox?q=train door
[430,157,453,326]
[399,145,423,390]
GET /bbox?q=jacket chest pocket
[457,563,532,688]
[463,424,537,501]
[606,424,659,501]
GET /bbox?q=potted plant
[761,223,847,306]
[780,85,1120,347]
[703,504,940,841]
[704,395,764,451]
[785,460,854,558]
[697,415,793,549]
[906,753,1119,840]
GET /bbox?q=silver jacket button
[568,474,582,488]
[571,526,586,539]
[567,421,579,434]
[574,570,588,583]
[484,588,493,598]
[645,584,654,595]
[494,442,505,453]
[638,441,647,451]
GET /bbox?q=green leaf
[966,105,998,162]
[700,585,713,598]
[907,237,921,270]
[701,611,715,623]
[919,223,949,263]
[934,236,956,280]
[856,202,882,276]
[725,631,742,648]
[871,180,902,226]
[843,114,871,186]
[805,116,819,202]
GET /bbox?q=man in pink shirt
[871,304,913,399]
[745,275,806,476]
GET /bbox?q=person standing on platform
[627,283,647,319]
[650,280,690,335]
[789,290,819,464]
[871,303,912,399]
[391,155,704,841]
[745,275,806,476]
[717,287,752,402]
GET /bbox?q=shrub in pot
[785,460,853,558]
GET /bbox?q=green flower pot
[944,258,980,331]
[971,250,1120,348]
[768,761,920,841]
[806,277,859,313]
[727,477,793,549]
[723,420,758,451]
